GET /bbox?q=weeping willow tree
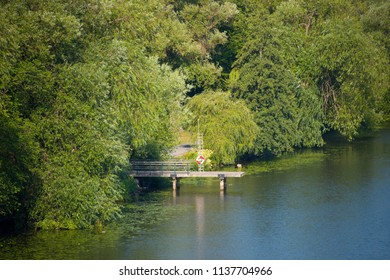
[185,91,258,164]
[0,0,188,229]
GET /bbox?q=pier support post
[218,174,226,191]
[134,178,140,188]
[171,175,180,190]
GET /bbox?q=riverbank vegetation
[1,0,389,229]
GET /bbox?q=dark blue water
[1,127,389,259]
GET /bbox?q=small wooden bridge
[130,161,244,190]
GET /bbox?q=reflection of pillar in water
[195,196,205,258]
[220,189,226,211]
[172,189,179,205]
[220,189,226,203]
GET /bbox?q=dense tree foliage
[0,0,188,229]
[230,22,324,155]
[361,1,390,118]
[185,91,258,164]
[0,0,388,229]
[175,0,238,95]
[230,0,389,145]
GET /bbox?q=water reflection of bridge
[130,161,244,190]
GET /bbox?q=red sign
[196,155,205,165]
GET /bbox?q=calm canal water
[1,127,390,260]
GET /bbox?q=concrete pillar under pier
[171,176,180,190]
[218,174,226,191]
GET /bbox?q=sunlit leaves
[180,1,238,55]
[176,0,239,95]
[186,91,258,164]
[0,0,189,228]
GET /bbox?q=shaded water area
[1,126,390,260]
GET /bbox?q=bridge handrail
[131,160,191,165]
[130,160,194,172]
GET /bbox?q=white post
[219,174,226,191]
[172,176,180,190]
[197,118,204,172]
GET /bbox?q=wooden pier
[130,161,244,190]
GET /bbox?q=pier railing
[130,160,193,176]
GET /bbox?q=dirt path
[170,144,194,157]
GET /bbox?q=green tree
[185,91,258,164]
[230,0,389,150]
[303,19,388,138]
[0,0,189,229]
[179,0,238,56]
[230,23,324,155]
[0,108,39,219]
[176,0,239,95]
[272,0,389,138]
[362,0,390,118]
